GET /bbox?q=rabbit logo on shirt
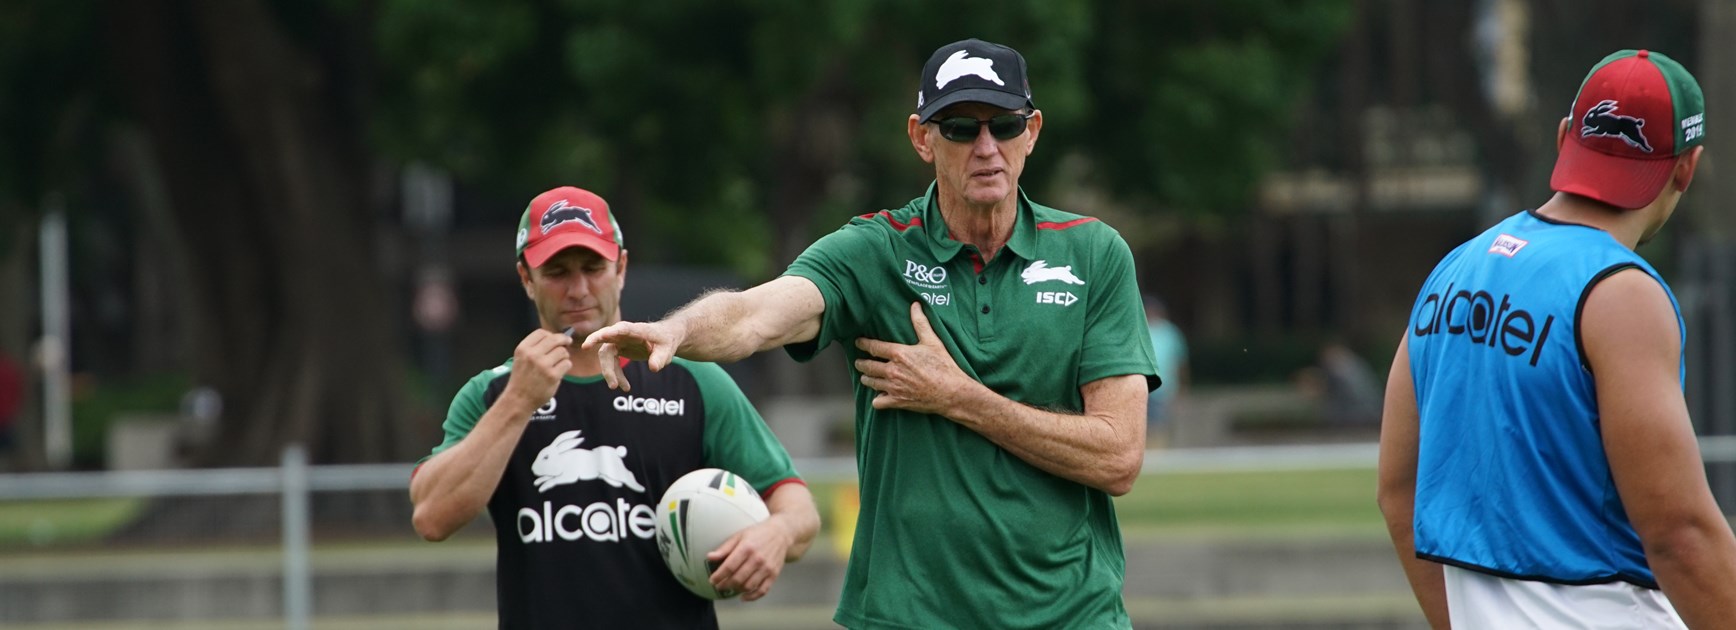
[532,430,645,493]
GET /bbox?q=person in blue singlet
[1377,49,1736,629]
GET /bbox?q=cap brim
[1549,139,1678,210]
[523,232,620,268]
[918,88,1031,122]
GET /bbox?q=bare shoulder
[1580,267,1679,369]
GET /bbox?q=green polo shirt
[783,184,1159,630]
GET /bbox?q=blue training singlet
[1407,209,1685,589]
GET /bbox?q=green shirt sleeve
[418,365,505,464]
[780,221,880,363]
[1081,232,1161,391]
[684,359,801,493]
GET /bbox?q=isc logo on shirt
[1036,291,1078,306]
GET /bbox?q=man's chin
[552,317,600,338]
[963,184,1009,206]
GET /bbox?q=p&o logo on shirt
[902,260,953,307]
[903,260,948,288]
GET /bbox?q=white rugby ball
[654,468,770,599]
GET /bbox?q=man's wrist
[944,380,997,428]
[495,386,543,421]
[669,318,691,356]
[766,513,798,552]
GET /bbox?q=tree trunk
[0,216,39,469]
[107,0,414,466]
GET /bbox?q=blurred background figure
[173,385,222,466]
[0,352,22,469]
[1144,294,1189,446]
[1299,340,1383,428]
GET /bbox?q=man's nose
[972,124,999,155]
[566,274,592,297]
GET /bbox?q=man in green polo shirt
[585,38,1159,629]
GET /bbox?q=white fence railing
[4,438,1736,630]
[8,436,1736,501]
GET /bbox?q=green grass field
[1116,467,1384,538]
[0,467,1383,551]
[806,466,1382,543]
[0,498,144,549]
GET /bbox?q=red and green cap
[1551,49,1705,210]
[515,186,625,267]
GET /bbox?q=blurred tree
[0,0,416,466]
[110,0,415,465]
[1064,1,1355,216]
[375,0,1350,275]
[0,1,108,467]
[0,0,1355,468]
[373,0,1075,274]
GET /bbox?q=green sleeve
[1080,232,1161,391]
[779,221,879,362]
[683,359,801,493]
[418,365,506,464]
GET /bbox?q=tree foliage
[375,0,1350,274]
[0,1,110,256]
[2,0,416,466]
[1068,1,1354,215]
[0,0,1355,466]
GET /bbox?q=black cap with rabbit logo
[916,38,1034,123]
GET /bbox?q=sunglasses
[933,112,1034,142]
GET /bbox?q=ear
[1024,109,1043,156]
[518,261,536,298]
[908,114,935,164]
[614,249,629,281]
[1556,117,1570,152]
[1674,146,1704,192]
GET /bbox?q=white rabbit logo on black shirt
[531,430,645,493]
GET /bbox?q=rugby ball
[654,468,770,599]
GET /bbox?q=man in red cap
[1379,50,1736,628]
[408,187,818,629]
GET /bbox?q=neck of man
[1534,191,1658,250]
[937,190,1018,262]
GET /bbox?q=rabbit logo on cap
[935,50,1003,89]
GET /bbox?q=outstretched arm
[1375,335,1449,629]
[1588,269,1736,628]
[855,303,1145,495]
[583,275,826,391]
